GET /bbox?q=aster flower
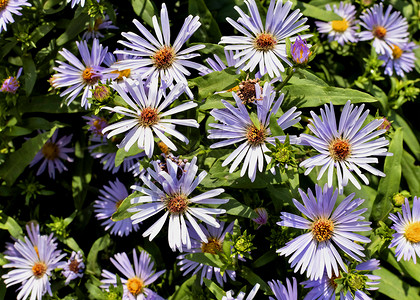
[220,0,310,78]
[0,0,31,33]
[114,3,207,99]
[66,0,98,8]
[102,80,199,158]
[201,49,243,75]
[177,222,236,286]
[277,184,371,280]
[302,259,381,300]
[268,277,298,300]
[223,283,260,300]
[358,3,409,55]
[389,196,420,263]
[290,36,311,65]
[100,249,165,300]
[94,178,140,236]
[208,82,301,182]
[104,51,139,90]
[379,42,418,77]
[2,235,65,300]
[61,251,85,285]
[252,207,268,229]
[82,14,118,40]
[1,67,22,93]
[129,156,228,252]
[315,2,358,46]
[52,38,111,109]
[300,100,392,194]
[29,130,74,179]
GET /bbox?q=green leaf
[269,114,285,136]
[190,67,241,101]
[169,275,198,300]
[288,69,328,87]
[218,198,258,219]
[63,237,83,255]
[401,151,420,196]
[238,266,271,293]
[22,54,37,96]
[130,0,157,27]
[188,0,222,43]
[0,128,56,186]
[56,14,90,46]
[390,111,420,161]
[203,278,226,299]
[112,192,143,221]
[0,38,17,59]
[0,215,23,240]
[291,1,341,21]
[86,235,111,276]
[371,128,403,221]
[30,22,55,45]
[72,140,93,210]
[18,94,83,113]
[384,249,420,284]
[185,252,225,269]
[114,146,144,167]
[251,250,277,268]
[250,112,260,128]
[374,267,420,300]
[282,84,377,110]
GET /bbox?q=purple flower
[0,0,31,33]
[268,277,298,300]
[290,36,311,64]
[61,251,85,285]
[277,184,371,280]
[252,207,268,229]
[1,68,22,94]
[379,41,418,77]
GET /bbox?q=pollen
[312,218,335,242]
[42,142,60,160]
[331,19,349,32]
[82,67,99,85]
[68,259,81,273]
[237,79,262,104]
[246,124,266,146]
[0,0,9,11]
[405,222,420,244]
[152,46,175,70]
[165,193,189,214]
[201,237,222,254]
[329,138,351,161]
[391,45,403,59]
[138,107,160,127]
[111,69,131,81]
[32,262,47,278]
[254,33,277,52]
[126,277,144,296]
[373,26,387,39]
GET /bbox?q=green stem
[277,67,295,91]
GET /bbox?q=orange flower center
[111,69,131,81]
[152,46,175,70]
[201,237,222,254]
[82,67,99,85]
[246,124,266,146]
[331,19,349,32]
[92,118,107,135]
[42,142,60,160]
[138,107,160,127]
[373,26,387,39]
[165,194,189,214]
[0,0,9,11]
[254,33,277,51]
[405,222,420,244]
[391,45,403,59]
[126,277,144,296]
[329,138,351,161]
[68,259,80,273]
[32,262,47,278]
[312,218,335,242]
[34,246,40,258]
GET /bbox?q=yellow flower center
[32,262,47,278]
[331,19,349,32]
[138,107,160,127]
[0,0,9,11]
[82,67,99,85]
[34,246,40,258]
[391,45,403,59]
[126,277,144,296]
[329,138,351,161]
[405,222,420,243]
[158,141,170,155]
[152,46,175,70]
[312,218,335,242]
[246,124,266,146]
[111,69,131,81]
[165,194,189,214]
[373,26,387,39]
[201,237,222,254]
[254,33,277,52]
[42,142,60,160]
